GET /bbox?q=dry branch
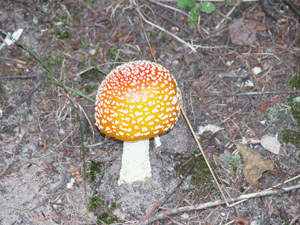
[134,3,197,52]
[139,183,300,225]
[229,90,300,96]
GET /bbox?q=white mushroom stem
[118,139,152,185]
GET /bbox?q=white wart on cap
[95,60,180,185]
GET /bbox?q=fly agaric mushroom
[95,61,180,185]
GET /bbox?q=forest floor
[0,0,299,224]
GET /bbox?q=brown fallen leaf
[236,143,274,188]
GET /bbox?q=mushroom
[95,61,180,185]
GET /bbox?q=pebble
[181,213,189,220]
[252,67,262,75]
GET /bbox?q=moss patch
[89,160,102,182]
[280,74,300,148]
[88,195,123,225]
[280,130,300,148]
[80,68,101,94]
[175,154,216,197]
[290,73,300,90]
[88,196,105,211]
[97,213,121,225]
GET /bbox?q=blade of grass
[0,28,95,103]
[0,25,110,224]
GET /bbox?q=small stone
[226,60,234,66]
[252,67,262,75]
[244,80,254,87]
[181,213,189,220]
[89,49,96,55]
[172,60,180,67]
[67,178,75,189]
[113,208,126,220]
[59,128,65,136]
[44,156,54,164]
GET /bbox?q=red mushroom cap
[95,60,180,142]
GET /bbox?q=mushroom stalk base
[118,139,151,185]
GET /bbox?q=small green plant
[175,155,216,197]
[228,157,242,175]
[89,160,102,182]
[280,74,300,148]
[265,108,279,124]
[56,30,71,40]
[88,196,104,211]
[81,39,89,49]
[159,34,167,42]
[11,81,24,88]
[290,73,300,90]
[108,47,117,60]
[97,213,120,225]
[281,130,300,148]
[44,52,62,67]
[177,0,216,28]
[239,186,245,192]
[225,0,233,7]
[80,68,101,94]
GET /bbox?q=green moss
[56,30,71,40]
[239,186,245,192]
[228,157,242,175]
[44,52,62,67]
[89,160,102,182]
[289,96,300,126]
[159,35,166,42]
[85,86,97,94]
[81,39,89,49]
[0,82,5,95]
[280,73,300,148]
[290,73,300,90]
[108,47,117,60]
[80,68,100,82]
[80,68,101,94]
[97,213,121,225]
[280,130,300,148]
[11,81,24,88]
[175,154,216,197]
[88,196,104,211]
[88,196,123,225]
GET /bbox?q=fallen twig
[228,90,300,97]
[134,2,197,52]
[5,78,45,116]
[139,182,300,225]
[215,0,242,30]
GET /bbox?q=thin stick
[139,182,300,225]
[215,0,242,30]
[228,90,300,96]
[135,5,197,52]
[178,103,230,206]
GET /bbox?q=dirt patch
[1,0,299,224]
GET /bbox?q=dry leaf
[229,19,257,45]
[236,143,274,188]
[260,135,281,155]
